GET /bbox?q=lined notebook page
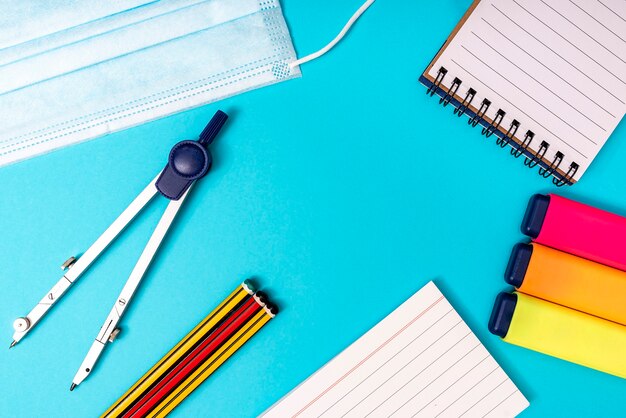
[261,282,528,418]
[426,0,626,181]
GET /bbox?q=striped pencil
[102,281,277,418]
[123,293,267,417]
[148,302,278,417]
[102,280,255,418]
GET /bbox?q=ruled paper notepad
[420,0,626,184]
[261,282,529,418]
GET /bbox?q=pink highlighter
[521,194,626,271]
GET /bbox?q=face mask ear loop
[289,0,375,68]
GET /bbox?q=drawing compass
[10,110,228,391]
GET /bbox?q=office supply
[102,280,256,418]
[506,243,626,326]
[261,281,529,418]
[522,193,626,271]
[489,291,626,379]
[140,299,277,418]
[419,0,626,185]
[124,292,266,417]
[10,111,228,391]
[0,0,377,168]
[148,304,275,417]
[103,281,277,418]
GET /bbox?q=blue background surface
[1,1,625,416]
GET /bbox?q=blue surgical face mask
[0,0,301,166]
[0,0,375,167]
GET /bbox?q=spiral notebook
[261,282,529,418]
[420,0,626,186]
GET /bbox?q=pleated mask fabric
[0,0,300,166]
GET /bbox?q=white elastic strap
[289,0,376,68]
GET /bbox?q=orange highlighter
[505,242,626,326]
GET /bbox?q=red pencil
[123,296,262,418]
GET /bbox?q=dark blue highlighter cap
[521,194,550,238]
[504,243,533,288]
[488,292,518,338]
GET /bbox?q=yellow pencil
[147,303,277,418]
[101,280,255,418]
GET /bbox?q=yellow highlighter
[489,291,626,379]
[506,243,626,325]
